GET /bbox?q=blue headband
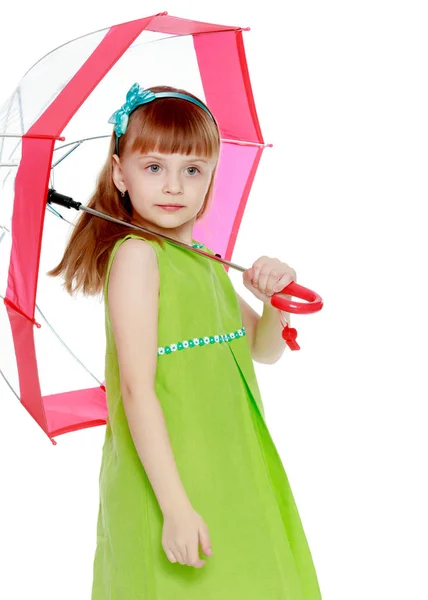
[108,82,215,154]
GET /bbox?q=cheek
[127,172,156,195]
[192,174,212,195]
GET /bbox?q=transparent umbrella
[0,11,322,445]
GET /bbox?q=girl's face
[112,150,217,244]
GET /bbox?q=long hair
[48,85,221,297]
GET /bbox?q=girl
[49,84,322,599]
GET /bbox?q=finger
[266,271,286,295]
[165,549,177,563]
[259,266,278,295]
[186,546,205,568]
[251,263,264,287]
[258,273,268,293]
[199,525,212,557]
[252,267,263,289]
[255,265,271,292]
[172,547,185,565]
[273,275,293,294]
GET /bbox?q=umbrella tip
[157,11,168,16]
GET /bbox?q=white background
[1,1,427,599]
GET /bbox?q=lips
[157,204,185,212]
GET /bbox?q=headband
[108,82,215,154]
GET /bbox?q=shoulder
[111,236,159,271]
[109,237,160,296]
[114,236,159,259]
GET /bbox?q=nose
[162,171,183,195]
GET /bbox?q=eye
[147,164,161,173]
[186,166,200,176]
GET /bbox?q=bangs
[123,97,220,159]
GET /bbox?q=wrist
[262,292,292,306]
[160,493,193,517]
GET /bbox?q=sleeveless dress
[91,234,322,600]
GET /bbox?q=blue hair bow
[108,83,156,138]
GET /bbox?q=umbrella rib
[17,86,25,134]
[34,303,103,386]
[46,203,75,225]
[51,141,82,168]
[0,93,15,160]
[48,135,270,153]
[20,25,114,80]
[0,368,19,400]
[0,224,10,243]
[52,135,110,151]
[222,138,272,148]
[0,133,63,141]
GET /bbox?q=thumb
[199,525,213,557]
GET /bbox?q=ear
[111,154,127,194]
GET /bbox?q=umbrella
[0,12,321,445]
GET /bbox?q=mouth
[156,204,185,210]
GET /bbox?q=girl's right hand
[162,505,213,568]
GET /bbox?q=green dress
[91,234,322,600]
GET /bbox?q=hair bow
[108,83,156,137]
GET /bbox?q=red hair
[48,85,220,296]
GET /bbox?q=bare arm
[237,292,288,364]
[108,239,191,516]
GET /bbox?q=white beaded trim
[158,327,246,356]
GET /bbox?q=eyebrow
[139,154,209,163]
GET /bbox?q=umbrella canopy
[0,12,269,444]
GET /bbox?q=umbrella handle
[270,282,323,351]
[270,281,323,314]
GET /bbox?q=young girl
[50,84,322,599]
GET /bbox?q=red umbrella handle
[270,281,323,314]
[270,282,323,351]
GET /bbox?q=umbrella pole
[47,188,244,271]
[46,189,323,335]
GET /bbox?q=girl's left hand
[243,256,297,306]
